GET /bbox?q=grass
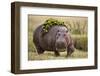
[72,35,88,51]
[28,49,88,60]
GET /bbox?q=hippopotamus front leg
[54,50,60,56]
[54,48,60,56]
[66,44,74,57]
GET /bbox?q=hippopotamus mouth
[55,43,67,52]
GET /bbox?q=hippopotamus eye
[66,30,68,33]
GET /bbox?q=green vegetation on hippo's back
[42,18,66,33]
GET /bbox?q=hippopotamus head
[55,26,70,50]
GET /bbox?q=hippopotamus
[33,25,74,57]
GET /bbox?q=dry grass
[28,49,88,60]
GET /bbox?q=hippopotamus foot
[66,44,74,57]
[66,51,72,57]
[54,51,60,57]
[36,46,45,54]
[66,50,74,57]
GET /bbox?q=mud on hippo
[33,25,74,57]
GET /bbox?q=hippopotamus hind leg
[35,45,45,54]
